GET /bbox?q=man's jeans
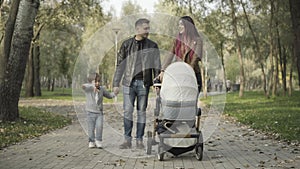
[123,80,149,142]
[87,112,103,142]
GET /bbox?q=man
[113,18,161,149]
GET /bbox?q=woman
[159,16,203,92]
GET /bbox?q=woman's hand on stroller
[158,71,164,82]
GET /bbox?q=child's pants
[87,112,103,142]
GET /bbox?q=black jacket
[113,36,161,87]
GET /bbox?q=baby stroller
[147,62,203,161]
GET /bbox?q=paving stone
[0,99,299,169]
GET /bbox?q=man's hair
[135,18,150,28]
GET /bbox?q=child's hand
[94,86,99,92]
[113,87,119,95]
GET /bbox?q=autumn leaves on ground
[1,89,299,149]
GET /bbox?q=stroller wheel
[195,131,203,160]
[146,132,152,155]
[195,144,203,161]
[157,145,164,161]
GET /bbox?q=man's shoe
[119,141,132,149]
[88,142,96,148]
[95,140,102,148]
[136,140,145,149]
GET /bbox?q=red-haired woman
[159,16,203,92]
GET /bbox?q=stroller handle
[153,77,162,88]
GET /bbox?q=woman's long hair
[175,16,200,60]
[180,16,200,42]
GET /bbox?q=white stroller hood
[160,62,198,120]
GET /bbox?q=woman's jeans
[87,111,103,142]
[123,80,149,142]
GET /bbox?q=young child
[82,72,115,148]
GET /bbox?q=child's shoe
[95,140,102,148]
[89,142,96,148]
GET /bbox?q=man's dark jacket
[113,36,161,87]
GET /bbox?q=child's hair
[87,72,96,82]
[87,72,101,83]
[95,73,101,84]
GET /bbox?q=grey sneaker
[119,141,132,149]
[136,140,145,149]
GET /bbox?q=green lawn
[222,91,300,142]
[0,107,72,148]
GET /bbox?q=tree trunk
[25,43,34,97]
[47,77,51,91]
[289,0,300,87]
[220,41,227,92]
[229,0,244,97]
[272,49,279,96]
[260,62,267,95]
[289,64,293,96]
[0,0,40,121]
[273,1,281,97]
[280,47,287,96]
[0,0,20,81]
[32,23,44,97]
[51,78,55,92]
[24,22,44,97]
[241,0,267,95]
[34,44,41,96]
[267,0,275,98]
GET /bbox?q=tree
[289,0,300,88]
[229,0,245,97]
[121,0,145,16]
[0,0,40,121]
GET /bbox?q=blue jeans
[87,112,103,142]
[123,80,149,142]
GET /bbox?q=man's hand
[113,87,120,95]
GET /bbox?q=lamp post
[112,28,120,68]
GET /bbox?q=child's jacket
[82,83,115,113]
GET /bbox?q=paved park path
[0,99,299,169]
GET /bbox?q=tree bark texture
[0,0,40,121]
[289,0,300,87]
[0,0,20,81]
[34,44,41,96]
[25,43,34,97]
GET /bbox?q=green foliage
[0,107,72,148]
[225,91,300,142]
[156,0,299,92]
[121,0,146,16]
[37,0,109,89]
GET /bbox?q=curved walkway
[0,99,299,169]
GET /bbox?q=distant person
[207,78,212,92]
[226,80,231,92]
[159,16,203,93]
[219,80,223,92]
[82,72,115,148]
[112,18,161,149]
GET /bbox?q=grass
[20,87,73,100]
[0,107,72,148]
[221,91,300,143]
